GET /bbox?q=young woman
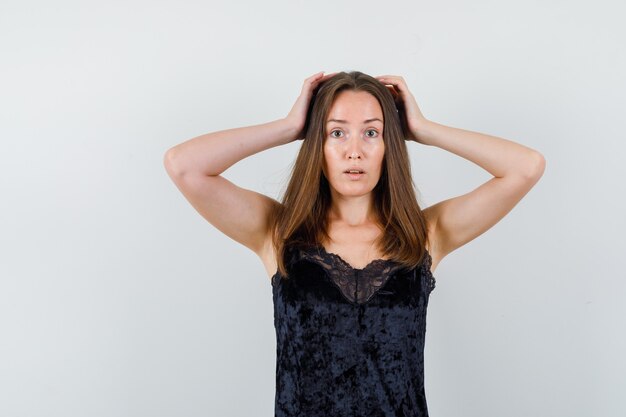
[164,71,545,417]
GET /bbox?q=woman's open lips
[344,170,365,180]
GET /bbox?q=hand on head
[285,71,339,141]
[375,75,428,143]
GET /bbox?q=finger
[385,85,398,97]
[309,72,338,91]
[378,78,400,88]
[316,73,337,84]
[376,75,400,82]
[302,72,327,92]
[321,71,339,80]
[305,71,326,83]
[384,81,407,96]
[383,84,401,97]
[378,75,403,81]
[377,75,404,85]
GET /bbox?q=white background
[1,0,624,416]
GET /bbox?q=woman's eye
[329,129,378,138]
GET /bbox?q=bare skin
[164,71,545,284]
[260,88,437,280]
[259,220,439,282]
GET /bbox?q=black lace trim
[295,245,427,304]
[421,250,436,295]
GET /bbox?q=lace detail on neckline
[295,245,405,304]
[315,245,393,272]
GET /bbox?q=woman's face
[322,90,385,198]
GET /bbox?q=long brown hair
[269,70,430,279]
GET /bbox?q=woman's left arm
[376,75,546,259]
[416,119,545,178]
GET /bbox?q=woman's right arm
[164,118,298,178]
[163,71,335,257]
[163,118,296,257]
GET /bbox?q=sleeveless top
[271,244,436,417]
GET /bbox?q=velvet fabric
[271,245,436,417]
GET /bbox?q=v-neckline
[315,245,395,271]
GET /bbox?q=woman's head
[322,89,385,203]
[302,71,409,201]
[270,70,429,278]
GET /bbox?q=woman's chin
[331,184,376,197]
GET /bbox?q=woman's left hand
[375,75,429,144]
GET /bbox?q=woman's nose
[348,145,362,159]
[347,140,362,159]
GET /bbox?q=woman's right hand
[285,71,338,141]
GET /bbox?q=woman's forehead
[328,91,382,116]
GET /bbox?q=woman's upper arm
[423,170,544,259]
[165,168,280,256]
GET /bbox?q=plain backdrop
[1,0,624,416]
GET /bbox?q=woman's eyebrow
[326,118,383,124]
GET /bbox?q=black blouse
[271,244,436,417]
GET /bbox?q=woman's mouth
[344,170,365,180]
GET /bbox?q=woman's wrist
[411,118,435,146]
[277,117,297,140]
